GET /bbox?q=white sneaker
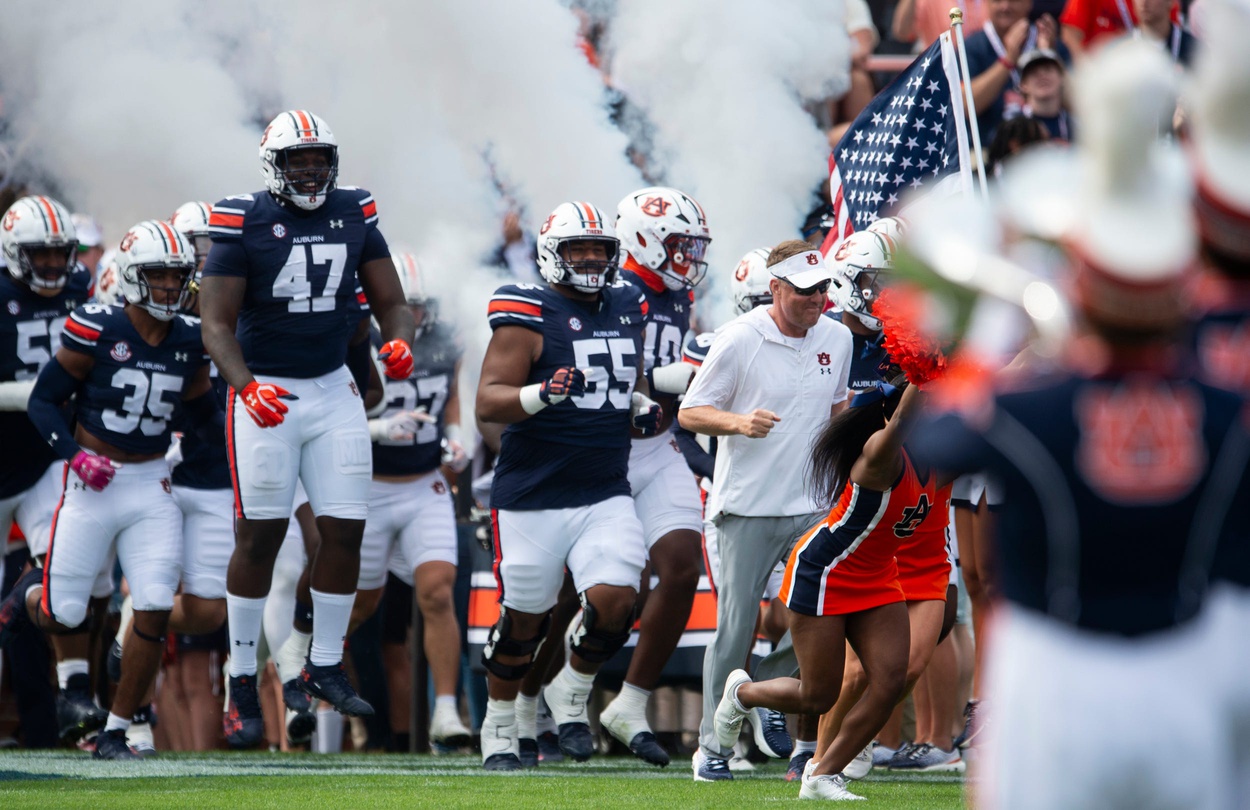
[430,702,472,748]
[127,722,156,757]
[804,756,819,780]
[843,742,874,780]
[728,740,756,771]
[713,669,752,750]
[800,771,866,801]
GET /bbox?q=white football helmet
[535,201,620,293]
[94,250,121,306]
[170,201,212,264]
[1,195,78,290]
[616,186,711,290]
[115,220,196,321]
[828,230,897,332]
[867,216,906,245]
[731,247,773,314]
[391,250,439,333]
[259,110,338,211]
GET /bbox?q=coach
[679,239,853,779]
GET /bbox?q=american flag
[825,32,973,247]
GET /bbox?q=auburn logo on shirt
[893,493,931,538]
[1075,382,1206,504]
[1198,323,1250,395]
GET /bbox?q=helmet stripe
[36,196,61,235]
[295,109,316,137]
[157,220,181,254]
[578,202,599,229]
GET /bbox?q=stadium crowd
[2,0,1248,807]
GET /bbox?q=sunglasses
[782,277,832,296]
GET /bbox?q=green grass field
[0,752,965,808]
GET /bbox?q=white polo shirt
[681,305,853,518]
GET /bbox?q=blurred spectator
[984,115,1051,178]
[1060,0,1138,54]
[1133,0,1198,64]
[69,213,103,278]
[965,0,1069,148]
[1004,49,1073,142]
[892,0,989,49]
[837,0,883,123]
[493,210,540,285]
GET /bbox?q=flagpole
[950,8,990,198]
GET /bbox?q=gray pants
[699,511,822,758]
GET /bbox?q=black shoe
[57,676,107,743]
[483,753,523,771]
[557,722,594,762]
[224,674,265,749]
[519,737,539,768]
[0,568,41,648]
[92,728,139,760]
[626,730,670,767]
[107,639,123,683]
[298,660,374,717]
[282,678,317,745]
[537,730,564,762]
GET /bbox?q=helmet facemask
[841,265,888,331]
[131,263,193,321]
[554,236,620,293]
[271,144,339,211]
[661,234,710,290]
[17,242,77,291]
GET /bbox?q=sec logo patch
[568,317,583,332]
[272,223,287,239]
[110,341,132,362]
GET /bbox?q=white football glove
[368,408,434,443]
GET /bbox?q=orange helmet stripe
[36,197,61,235]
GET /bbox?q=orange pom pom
[872,286,948,387]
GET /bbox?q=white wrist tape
[443,422,463,445]
[519,384,549,415]
[651,362,697,394]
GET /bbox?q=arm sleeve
[201,239,250,279]
[672,424,717,480]
[681,328,741,410]
[27,357,82,460]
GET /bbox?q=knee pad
[567,593,633,664]
[53,600,88,630]
[480,611,550,680]
[134,585,175,614]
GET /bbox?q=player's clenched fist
[739,408,780,438]
[70,450,119,492]
[540,366,587,404]
[378,339,414,380]
[240,380,295,428]
[631,391,663,436]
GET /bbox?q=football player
[476,201,660,770]
[1,220,215,759]
[0,195,104,744]
[595,187,711,768]
[198,110,414,747]
[354,251,471,748]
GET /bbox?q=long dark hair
[807,383,906,509]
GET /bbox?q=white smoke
[605,0,851,325]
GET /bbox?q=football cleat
[298,660,374,717]
[749,706,794,759]
[56,677,107,743]
[542,669,595,762]
[481,709,521,771]
[800,771,866,801]
[519,737,540,768]
[536,730,564,762]
[599,698,669,767]
[0,567,41,648]
[282,678,317,745]
[483,753,523,772]
[223,674,265,749]
[692,749,733,782]
[92,728,139,760]
[712,669,752,750]
[127,722,157,758]
[786,749,815,782]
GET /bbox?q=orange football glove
[240,381,295,428]
[378,339,414,380]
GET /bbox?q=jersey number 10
[273,243,348,313]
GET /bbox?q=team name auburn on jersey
[61,304,209,455]
[201,187,389,379]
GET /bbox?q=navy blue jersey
[822,311,887,392]
[171,365,230,490]
[911,370,1250,636]
[487,282,647,510]
[202,187,388,378]
[60,304,209,455]
[0,265,92,497]
[372,323,462,477]
[620,273,693,377]
[682,330,715,368]
[1191,283,1250,588]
